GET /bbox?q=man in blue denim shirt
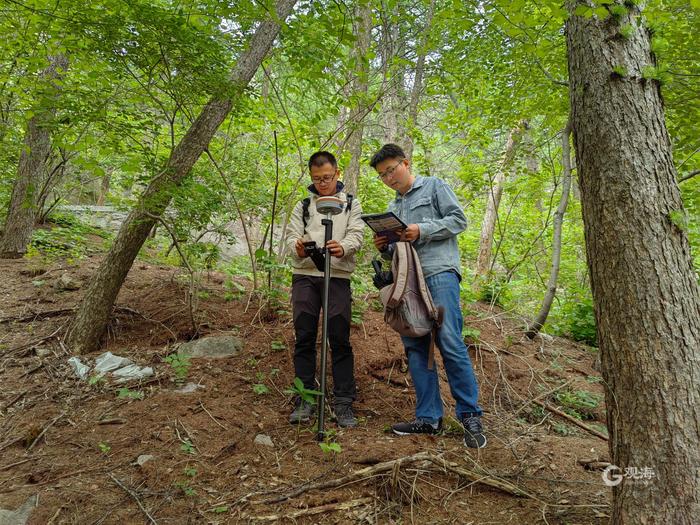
[370,143,486,448]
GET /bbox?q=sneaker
[462,415,487,448]
[391,418,442,436]
[289,399,314,424]
[335,404,357,428]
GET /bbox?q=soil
[0,253,612,524]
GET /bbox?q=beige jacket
[286,186,364,279]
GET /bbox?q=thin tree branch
[679,169,700,183]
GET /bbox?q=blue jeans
[401,271,482,423]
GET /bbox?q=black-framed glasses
[311,174,336,184]
[377,159,404,180]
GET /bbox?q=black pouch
[371,257,394,289]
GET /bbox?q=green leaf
[574,5,593,16]
[593,6,610,19]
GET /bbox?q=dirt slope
[0,256,611,524]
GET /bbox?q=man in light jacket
[285,151,364,427]
[371,143,486,448]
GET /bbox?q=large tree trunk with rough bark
[473,121,526,282]
[342,0,371,196]
[567,2,700,522]
[526,122,572,338]
[66,0,297,354]
[0,54,68,258]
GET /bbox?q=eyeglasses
[377,159,404,180]
[311,174,336,184]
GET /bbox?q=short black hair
[308,151,337,170]
[369,143,405,168]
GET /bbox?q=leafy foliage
[0,0,696,342]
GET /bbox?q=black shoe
[392,418,442,436]
[289,399,314,424]
[462,415,487,448]
[335,404,357,428]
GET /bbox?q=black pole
[317,215,333,441]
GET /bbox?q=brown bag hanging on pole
[379,242,444,369]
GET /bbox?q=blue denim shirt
[383,176,467,278]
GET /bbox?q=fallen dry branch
[1,390,27,412]
[0,308,76,324]
[251,497,374,521]
[0,325,64,356]
[1,462,130,492]
[0,436,25,454]
[369,370,409,388]
[28,411,65,451]
[533,400,609,441]
[260,451,530,505]
[109,474,158,525]
[0,457,36,472]
[424,455,534,498]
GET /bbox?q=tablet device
[361,212,407,243]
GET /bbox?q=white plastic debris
[68,357,90,380]
[67,353,153,383]
[94,352,133,373]
[112,364,154,383]
[174,382,205,394]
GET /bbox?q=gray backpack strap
[408,243,441,369]
[410,244,440,323]
[386,242,410,308]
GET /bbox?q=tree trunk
[566,2,700,522]
[342,0,372,196]
[66,0,297,354]
[0,54,68,258]
[473,121,526,282]
[96,168,111,206]
[526,122,572,338]
[403,0,435,162]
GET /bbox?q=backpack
[378,242,443,369]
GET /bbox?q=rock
[34,347,51,358]
[135,454,155,467]
[253,434,274,448]
[0,494,38,525]
[55,273,81,291]
[177,336,243,359]
[537,333,554,343]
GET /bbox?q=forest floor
[1,249,612,524]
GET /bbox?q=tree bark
[526,122,572,338]
[0,54,68,258]
[566,2,700,522]
[96,168,111,206]
[342,0,372,196]
[378,12,404,145]
[66,0,297,354]
[473,121,526,282]
[403,0,435,162]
